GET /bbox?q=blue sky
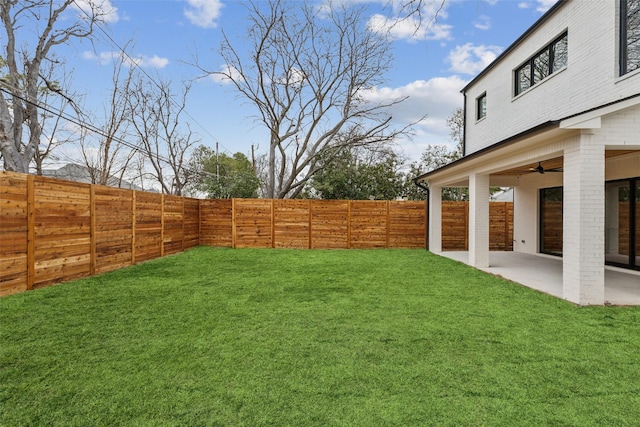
[59,0,558,165]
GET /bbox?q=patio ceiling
[491,150,638,177]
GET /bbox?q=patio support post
[469,173,490,268]
[562,131,605,305]
[428,185,442,253]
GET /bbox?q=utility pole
[251,144,256,173]
[216,142,220,182]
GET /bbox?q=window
[621,0,640,75]
[514,32,568,96]
[476,93,486,120]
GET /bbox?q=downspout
[413,179,430,251]
[462,92,467,156]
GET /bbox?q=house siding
[465,0,640,155]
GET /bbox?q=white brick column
[562,131,605,305]
[428,185,442,253]
[469,173,490,268]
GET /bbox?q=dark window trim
[514,32,568,97]
[538,179,639,271]
[539,186,563,257]
[621,0,628,75]
[606,177,639,271]
[620,0,640,76]
[476,92,487,121]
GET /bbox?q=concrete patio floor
[436,251,640,306]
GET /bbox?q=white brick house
[415,0,640,305]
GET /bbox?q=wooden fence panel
[310,200,349,249]
[1,170,522,296]
[32,177,91,288]
[234,199,272,248]
[388,201,426,249]
[163,195,184,255]
[199,199,232,247]
[184,198,200,249]
[0,172,28,295]
[350,201,387,249]
[274,200,310,248]
[135,191,163,263]
[94,186,133,274]
[442,201,468,250]
[489,202,513,251]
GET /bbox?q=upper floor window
[515,32,568,96]
[476,93,487,120]
[620,0,640,76]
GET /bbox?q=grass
[2,247,640,426]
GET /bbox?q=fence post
[308,200,312,249]
[160,194,165,257]
[385,201,390,249]
[131,191,136,264]
[26,175,35,291]
[181,197,185,252]
[232,198,237,248]
[90,185,96,276]
[271,199,275,248]
[347,201,351,249]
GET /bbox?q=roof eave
[460,0,568,94]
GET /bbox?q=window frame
[620,0,640,76]
[514,32,568,97]
[476,92,487,121]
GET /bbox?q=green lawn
[2,247,640,426]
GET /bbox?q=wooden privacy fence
[0,172,200,296]
[200,199,426,250]
[1,171,513,296]
[442,201,514,252]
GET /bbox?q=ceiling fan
[529,161,563,174]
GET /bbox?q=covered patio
[416,99,640,306]
[438,251,640,306]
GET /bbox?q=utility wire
[0,82,216,180]
[70,0,236,156]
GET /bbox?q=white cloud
[184,0,224,29]
[83,51,169,69]
[536,0,558,12]
[474,15,491,31]
[72,0,119,24]
[364,0,453,43]
[446,43,503,75]
[517,0,557,12]
[139,55,170,69]
[209,64,242,85]
[367,13,453,42]
[362,76,467,160]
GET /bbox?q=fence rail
[1,171,512,296]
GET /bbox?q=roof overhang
[414,121,566,186]
[415,93,640,187]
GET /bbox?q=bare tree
[79,48,138,186]
[127,77,199,196]
[203,0,416,198]
[32,63,82,174]
[0,0,114,173]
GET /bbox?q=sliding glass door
[540,187,563,256]
[605,178,638,270]
[540,179,638,270]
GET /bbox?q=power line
[0,82,216,181]
[70,0,236,156]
